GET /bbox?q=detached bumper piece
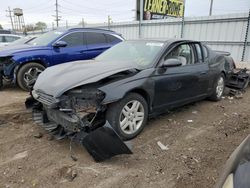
[226,69,250,90]
[29,103,132,162]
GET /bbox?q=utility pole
[181,0,186,38]
[82,18,85,27]
[55,0,59,27]
[139,0,143,38]
[108,15,111,30]
[5,7,14,31]
[52,0,61,27]
[209,0,214,16]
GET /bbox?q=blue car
[0,28,124,90]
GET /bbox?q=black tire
[209,73,225,101]
[106,93,148,140]
[17,63,45,91]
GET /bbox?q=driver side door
[51,32,88,66]
[152,43,206,111]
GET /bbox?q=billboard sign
[136,0,184,20]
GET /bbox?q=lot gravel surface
[0,85,249,188]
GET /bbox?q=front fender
[99,69,155,109]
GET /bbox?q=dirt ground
[0,85,249,188]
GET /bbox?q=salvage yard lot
[0,85,249,188]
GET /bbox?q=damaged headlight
[59,88,105,114]
[0,56,15,66]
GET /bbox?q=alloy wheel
[216,76,224,98]
[23,67,43,86]
[119,100,145,135]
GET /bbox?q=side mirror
[52,40,67,48]
[162,58,182,68]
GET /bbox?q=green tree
[35,22,47,31]
[0,24,3,29]
[25,24,35,32]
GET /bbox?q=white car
[0,34,22,47]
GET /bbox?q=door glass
[5,36,19,42]
[202,45,209,59]
[85,32,107,45]
[0,36,4,42]
[60,32,84,47]
[105,34,121,43]
[195,44,203,63]
[165,44,194,66]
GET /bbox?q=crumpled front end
[0,56,16,78]
[26,87,132,162]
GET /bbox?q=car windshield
[95,41,165,69]
[28,31,63,46]
[10,36,35,45]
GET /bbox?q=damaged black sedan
[27,39,235,161]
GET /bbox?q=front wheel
[209,74,225,101]
[106,93,148,140]
[17,63,45,91]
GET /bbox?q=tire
[209,73,225,101]
[106,93,148,140]
[17,63,45,91]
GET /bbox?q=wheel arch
[125,88,152,111]
[14,60,47,87]
[14,60,47,80]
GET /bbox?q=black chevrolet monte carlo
[26,39,235,161]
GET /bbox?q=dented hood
[34,59,135,97]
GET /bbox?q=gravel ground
[0,85,249,188]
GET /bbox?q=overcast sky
[0,0,249,29]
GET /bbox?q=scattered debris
[193,157,199,163]
[12,151,28,161]
[187,120,193,123]
[192,111,198,114]
[219,105,225,109]
[157,141,169,151]
[227,68,250,91]
[229,89,243,99]
[47,135,54,141]
[33,132,43,139]
[59,166,77,182]
[0,119,6,125]
[228,96,234,100]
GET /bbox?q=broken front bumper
[27,97,132,162]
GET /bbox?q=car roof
[56,27,119,35]
[128,38,197,44]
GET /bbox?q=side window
[5,36,19,42]
[202,45,208,59]
[105,34,121,43]
[194,43,203,63]
[0,36,4,42]
[165,44,194,66]
[60,32,84,47]
[85,32,107,45]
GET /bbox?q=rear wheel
[17,63,45,91]
[106,93,148,140]
[209,74,225,101]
